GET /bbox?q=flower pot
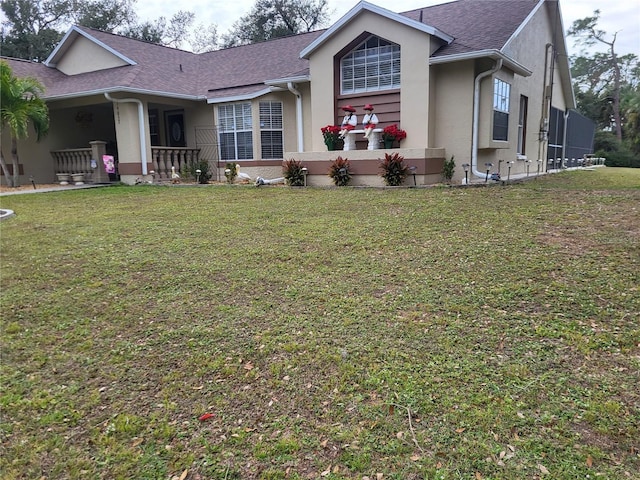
[384,139,395,149]
[56,173,71,185]
[325,139,336,151]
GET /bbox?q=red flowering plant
[382,124,407,143]
[321,125,341,150]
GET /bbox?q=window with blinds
[493,78,511,141]
[218,103,253,161]
[341,36,400,94]
[259,101,283,159]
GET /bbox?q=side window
[493,78,510,141]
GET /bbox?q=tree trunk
[10,137,21,187]
[611,48,623,142]
[0,150,15,187]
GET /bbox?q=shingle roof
[2,0,541,101]
[401,0,540,57]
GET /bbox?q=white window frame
[259,101,283,159]
[218,103,253,161]
[341,36,401,95]
[493,78,511,141]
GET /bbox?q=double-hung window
[259,101,283,159]
[218,103,253,161]
[517,95,528,154]
[493,78,510,141]
[341,36,400,94]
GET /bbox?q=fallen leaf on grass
[320,466,331,476]
[179,469,188,480]
[455,427,466,433]
[244,362,253,370]
[198,413,215,422]
[586,455,593,467]
[538,464,550,475]
[475,472,482,480]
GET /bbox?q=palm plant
[0,61,49,187]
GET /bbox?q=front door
[166,111,186,147]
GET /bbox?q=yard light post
[537,159,543,178]
[498,159,504,176]
[301,167,308,187]
[526,159,531,177]
[484,162,493,182]
[462,163,470,185]
[196,169,201,184]
[409,165,417,186]
[507,161,514,181]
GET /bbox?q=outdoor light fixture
[196,169,201,183]
[462,163,470,185]
[484,162,493,182]
[507,161,515,181]
[498,159,504,175]
[409,165,417,186]
[526,159,532,177]
[301,167,308,187]
[537,159,543,177]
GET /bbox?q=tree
[568,10,638,142]
[122,11,196,49]
[0,61,49,187]
[71,0,136,32]
[0,0,71,61]
[0,0,135,60]
[221,0,330,48]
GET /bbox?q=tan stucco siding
[307,10,433,151]
[55,36,129,75]
[430,61,475,158]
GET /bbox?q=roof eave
[44,25,137,68]
[44,86,206,102]
[264,74,310,86]
[430,50,532,77]
[300,0,453,59]
[206,86,283,104]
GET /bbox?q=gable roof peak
[300,1,454,59]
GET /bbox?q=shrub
[328,156,351,186]
[379,152,408,186]
[283,158,306,186]
[224,162,238,183]
[442,155,455,183]
[189,160,213,184]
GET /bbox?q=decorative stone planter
[56,173,71,185]
[71,173,85,185]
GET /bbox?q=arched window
[341,36,400,94]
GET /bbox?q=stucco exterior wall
[55,36,129,75]
[430,61,475,168]
[307,10,433,151]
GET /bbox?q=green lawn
[1,168,639,479]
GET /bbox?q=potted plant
[328,156,351,186]
[282,158,306,186]
[379,152,409,186]
[382,124,407,149]
[321,125,341,151]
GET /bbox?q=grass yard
[1,168,639,479]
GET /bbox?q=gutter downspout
[104,92,148,175]
[287,82,304,152]
[471,59,503,178]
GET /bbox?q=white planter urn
[56,173,71,185]
[71,173,85,185]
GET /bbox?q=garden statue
[338,105,357,139]
[362,104,379,139]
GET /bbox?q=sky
[132,0,640,57]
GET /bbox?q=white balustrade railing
[151,147,200,180]
[51,148,93,174]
